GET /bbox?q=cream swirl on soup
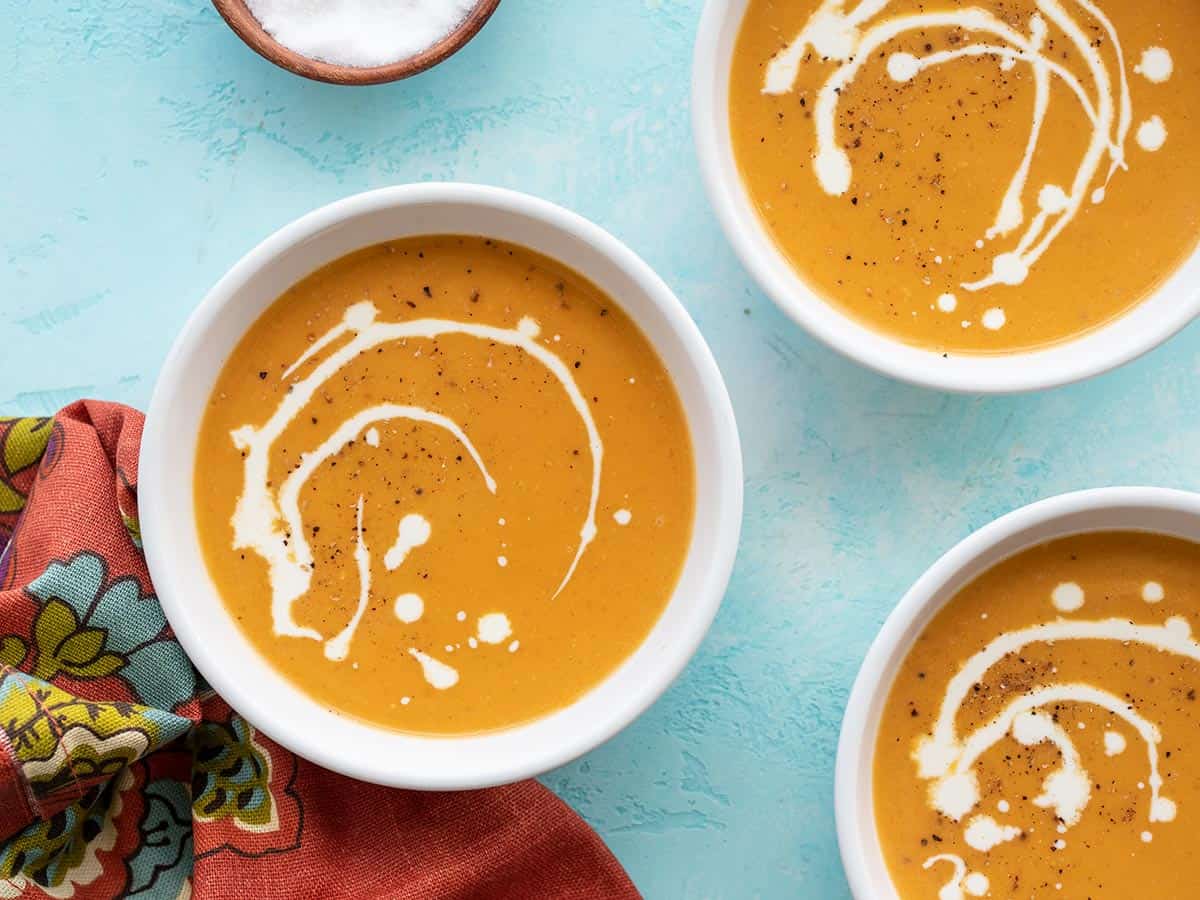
[874,532,1200,898]
[730,0,1200,352]
[229,301,603,687]
[763,0,1174,324]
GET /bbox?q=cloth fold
[0,401,638,899]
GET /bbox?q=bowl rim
[692,0,1200,394]
[139,182,744,789]
[833,485,1200,898]
[210,0,503,85]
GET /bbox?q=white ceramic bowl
[835,486,1200,897]
[140,183,743,790]
[692,0,1200,393]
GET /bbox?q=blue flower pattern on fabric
[24,553,199,713]
[128,777,194,896]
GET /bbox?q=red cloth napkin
[0,401,639,899]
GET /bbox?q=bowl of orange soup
[694,0,1200,392]
[837,487,1200,898]
[140,183,743,789]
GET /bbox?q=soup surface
[195,236,695,734]
[731,0,1200,353]
[875,531,1200,898]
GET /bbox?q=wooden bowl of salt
[212,0,502,85]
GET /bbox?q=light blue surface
[3,1,1199,896]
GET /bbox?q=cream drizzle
[236,400,496,642]
[980,308,1006,331]
[323,496,370,662]
[385,514,432,571]
[477,612,512,645]
[394,593,424,624]
[1135,47,1173,84]
[964,813,1020,851]
[408,647,459,690]
[922,855,989,900]
[914,616,1193,861]
[1104,729,1127,756]
[1008,708,1090,826]
[762,1,1170,316]
[230,302,605,664]
[1050,581,1084,612]
[1136,116,1167,152]
[962,873,988,897]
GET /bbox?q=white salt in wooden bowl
[212,0,502,85]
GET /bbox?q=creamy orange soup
[731,0,1200,353]
[876,531,1200,898]
[195,236,695,735]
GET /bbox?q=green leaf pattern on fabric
[30,599,124,681]
[23,553,198,712]
[0,637,25,669]
[121,513,143,550]
[0,482,23,518]
[1,419,52,479]
[189,718,278,833]
[0,775,125,895]
[0,671,190,802]
[0,418,52,516]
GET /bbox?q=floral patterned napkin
[0,401,638,899]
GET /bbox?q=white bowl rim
[139,182,744,789]
[834,485,1200,898]
[692,0,1200,394]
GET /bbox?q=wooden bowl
[211,0,502,85]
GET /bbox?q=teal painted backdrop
[3,1,1198,896]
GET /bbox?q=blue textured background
[3,1,1198,896]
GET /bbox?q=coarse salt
[245,0,479,68]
